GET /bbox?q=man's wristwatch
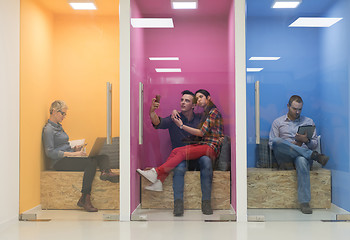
[180,124,183,129]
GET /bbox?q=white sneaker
[145,180,163,192]
[136,168,158,183]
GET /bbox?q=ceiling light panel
[247,68,264,72]
[172,2,197,9]
[149,57,179,60]
[289,17,343,27]
[272,2,301,8]
[171,0,198,9]
[69,2,97,10]
[249,57,280,61]
[155,68,182,72]
[131,18,174,28]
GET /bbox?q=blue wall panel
[246,18,321,167]
[247,0,350,211]
[320,0,350,211]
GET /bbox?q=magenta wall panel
[130,0,144,213]
[139,13,231,168]
[130,0,236,214]
[228,1,236,211]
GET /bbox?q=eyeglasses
[58,110,67,116]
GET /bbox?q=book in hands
[69,139,86,148]
[297,125,315,139]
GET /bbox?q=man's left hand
[171,110,181,120]
[295,132,308,143]
[172,117,183,128]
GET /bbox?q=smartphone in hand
[155,95,161,103]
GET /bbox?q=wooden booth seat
[141,171,231,210]
[247,168,331,209]
[41,170,119,210]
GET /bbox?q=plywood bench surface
[141,171,231,210]
[247,168,331,208]
[41,170,119,210]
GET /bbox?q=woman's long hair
[195,89,217,129]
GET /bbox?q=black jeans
[53,155,110,194]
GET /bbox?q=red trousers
[156,144,217,183]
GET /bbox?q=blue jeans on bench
[272,138,314,204]
[173,156,213,202]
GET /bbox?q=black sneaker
[311,151,329,166]
[300,202,313,214]
[100,170,119,183]
[173,199,184,217]
[202,200,213,215]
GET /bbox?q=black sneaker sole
[173,212,184,217]
[100,176,119,183]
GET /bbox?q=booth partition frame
[119,0,131,222]
[235,0,248,222]
[119,0,247,222]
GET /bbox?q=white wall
[0,0,20,225]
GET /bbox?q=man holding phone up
[149,90,214,216]
[269,95,329,214]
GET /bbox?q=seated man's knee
[173,161,187,176]
[272,137,284,149]
[198,156,212,171]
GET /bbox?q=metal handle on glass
[139,82,143,145]
[255,81,260,144]
[107,82,112,145]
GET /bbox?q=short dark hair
[288,95,303,106]
[181,90,195,97]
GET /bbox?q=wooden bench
[41,170,119,210]
[141,171,231,210]
[247,168,331,208]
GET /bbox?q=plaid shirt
[200,108,224,156]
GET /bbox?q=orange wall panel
[20,0,119,213]
[20,0,54,213]
[52,14,119,152]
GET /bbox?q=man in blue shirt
[149,90,213,216]
[269,95,329,214]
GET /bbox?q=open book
[67,138,106,157]
[69,139,86,148]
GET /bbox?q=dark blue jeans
[272,138,313,203]
[172,156,213,201]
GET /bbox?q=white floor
[132,208,236,221]
[22,208,120,221]
[1,218,350,240]
[248,204,350,221]
[22,203,349,222]
[2,205,348,240]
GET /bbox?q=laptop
[87,137,106,157]
[68,137,106,157]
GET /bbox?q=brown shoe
[77,194,98,212]
[100,169,119,183]
[311,151,329,166]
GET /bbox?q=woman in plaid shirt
[137,89,224,193]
